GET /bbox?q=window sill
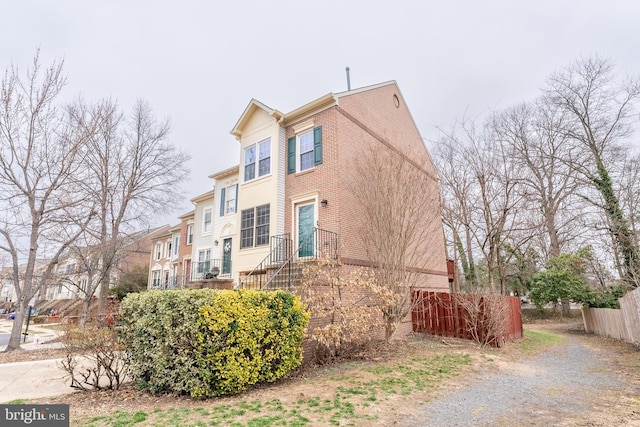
[242,173,272,186]
[293,168,315,177]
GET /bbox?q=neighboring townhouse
[0,262,49,308]
[210,166,239,282]
[0,266,18,306]
[148,227,173,289]
[230,81,449,292]
[190,190,216,281]
[46,225,171,300]
[178,210,195,285]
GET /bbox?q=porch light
[321,199,328,207]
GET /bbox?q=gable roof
[230,81,400,137]
[230,99,284,138]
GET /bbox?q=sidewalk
[0,319,74,403]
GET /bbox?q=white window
[240,204,270,249]
[155,243,162,260]
[187,224,193,244]
[203,209,212,233]
[288,126,322,174]
[152,270,161,287]
[244,138,271,181]
[197,249,211,273]
[298,131,315,171]
[173,236,179,256]
[226,185,237,214]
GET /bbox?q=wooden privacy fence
[582,287,640,344]
[411,291,523,346]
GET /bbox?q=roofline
[334,80,397,99]
[178,210,195,219]
[281,93,337,126]
[230,80,399,138]
[190,189,215,203]
[208,164,240,180]
[230,99,285,138]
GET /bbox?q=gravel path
[401,326,637,426]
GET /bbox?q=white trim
[292,119,314,134]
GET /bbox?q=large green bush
[118,289,309,397]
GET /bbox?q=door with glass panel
[222,238,232,275]
[297,203,315,258]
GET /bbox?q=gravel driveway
[401,324,640,426]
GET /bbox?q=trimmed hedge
[118,289,309,397]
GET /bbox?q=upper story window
[173,236,179,256]
[65,263,75,274]
[240,204,270,249]
[155,243,162,260]
[203,208,212,233]
[186,224,193,245]
[244,138,271,182]
[220,184,238,216]
[288,126,322,174]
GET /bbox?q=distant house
[0,260,49,309]
[47,226,171,300]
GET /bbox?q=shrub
[118,289,309,397]
[58,325,129,391]
[296,258,384,361]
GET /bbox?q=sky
[2,1,639,228]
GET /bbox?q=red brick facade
[284,82,448,293]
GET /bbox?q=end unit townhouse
[166,81,449,293]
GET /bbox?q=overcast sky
[2,1,639,228]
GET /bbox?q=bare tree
[544,56,640,287]
[433,131,479,290]
[70,99,190,317]
[350,147,443,341]
[492,102,582,261]
[0,53,93,351]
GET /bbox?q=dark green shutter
[219,187,226,216]
[313,126,323,165]
[287,136,296,174]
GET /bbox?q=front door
[222,238,232,275]
[184,259,191,283]
[297,203,315,258]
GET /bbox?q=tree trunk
[79,298,92,328]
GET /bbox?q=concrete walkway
[0,319,74,403]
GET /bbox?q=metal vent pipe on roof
[346,67,351,91]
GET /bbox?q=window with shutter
[289,126,322,174]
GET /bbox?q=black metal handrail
[239,234,292,289]
[240,228,338,291]
[191,258,232,281]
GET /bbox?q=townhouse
[165,81,449,293]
